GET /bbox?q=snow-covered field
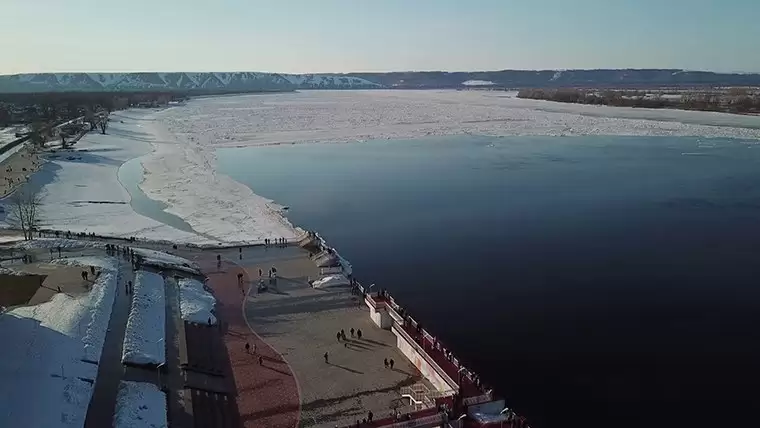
[113,381,167,428]
[178,278,216,324]
[122,270,165,366]
[0,256,120,427]
[7,90,760,248]
[5,111,207,243]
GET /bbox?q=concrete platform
[240,246,428,427]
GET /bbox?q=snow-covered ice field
[122,270,165,366]
[5,90,760,247]
[113,381,167,428]
[0,256,120,427]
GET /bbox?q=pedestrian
[237,273,243,284]
[389,359,394,370]
[57,286,61,293]
[207,317,212,326]
[57,246,61,258]
[258,355,263,365]
[357,329,362,340]
[80,271,85,281]
[350,327,355,337]
[368,411,373,423]
[324,352,329,364]
[341,329,346,340]
[384,358,389,368]
[90,266,95,275]
[245,342,250,354]
[258,268,262,277]
[49,248,54,260]
[336,332,341,342]
[216,254,221,269]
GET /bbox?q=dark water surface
[217,135,760,428]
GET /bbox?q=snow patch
[114,381,168,428]
[178,278,216,324]
[462,80,495,86]
[312,274,350,288]
[122,270,165,366]
[132,248,200,271]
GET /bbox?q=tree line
[516,88,760,114]
[0,91,185,127]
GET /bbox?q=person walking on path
[368,411,373,423]
[216,254,222,270]
[341,329,346,341]
[350,328,355,338]
[49,248,53,260]
[324,352,329,364]
[258,355,263,365]
[357,329,363,340]
[90,266,95,276]
[245,342,250,354]
[336,332,342,342]
[57,246,61,258]
[258,268,262,277]
[384,358,389,369]
[389,359,395,370]
[239,247,242,260]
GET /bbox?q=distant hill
[0,72,378,93]
[280,74,381,89]
[347,69,760,89]
[2,69,759,93]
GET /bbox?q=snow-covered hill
[0,72,384,93]
[280,74,381,89]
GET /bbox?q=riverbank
[0,144,41,198]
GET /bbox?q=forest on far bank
[517,88,760,114]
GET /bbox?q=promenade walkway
[206,256,301,428]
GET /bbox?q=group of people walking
[263,237,288,247]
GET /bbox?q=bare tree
[99,117,108,134]
[7,187,42,240]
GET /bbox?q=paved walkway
[83,260,132,427]
[206,259,301,428]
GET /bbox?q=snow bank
[0,255,120,427]
[122,270,165,366]
[178,278,216,324]
[114,381,168,428]
[132,248,200,271]
[139,117,301,244]
[12,237,101,250]
[53,256,120,362]
[312,274,350,288]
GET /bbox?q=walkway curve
[205,258,302,428]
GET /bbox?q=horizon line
[2,68,760,77]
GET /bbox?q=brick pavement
[207,259,301,428]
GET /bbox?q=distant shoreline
[517,88,760,117]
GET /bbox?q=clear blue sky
[2,0,758,74]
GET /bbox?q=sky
[1,0,758,75]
